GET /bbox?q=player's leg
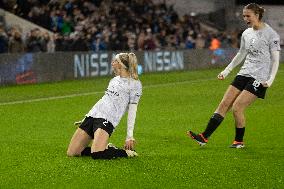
[90,119,137,159]
[187,85,241,145]
[203,85,241,137]
[67,128,92,156]
[230,78,267,148]
[230,90,257,148]
[91,128,109,152]
[67,117,95,156]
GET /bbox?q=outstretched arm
[124,104,138,150]
[218,33,247,80]
[262,50,280,87]
[218,51,247,80]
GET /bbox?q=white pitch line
[0,91,104,106]
[0,78,216,106]
[1,69,284,106]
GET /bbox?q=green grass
[0,65,283,188]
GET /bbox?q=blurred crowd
[0,0,241,54]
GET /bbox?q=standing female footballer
[67,52,142,159]
[187,3,281,148]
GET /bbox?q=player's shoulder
[264,24,280,39]
[242,28,253,36]
[109,76,120,83]
[113,76,121,80]
[128,79,142,94]
[108,76,121,87]
[131,78,142,88]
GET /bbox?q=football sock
[81,147,91,156]
[202,113,224,139]
[235,127,245,142]
[91,148,128,160]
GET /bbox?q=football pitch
[0,66,283,188]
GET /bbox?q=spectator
[185,35,195,49]
[42,31,55,52]
[195,33,205,49]
[90,33,107,52]
[209,34,221,50]
[137,31,146,51]
[70,32,89,51]
[25,28,45,52]
[8,30,25,53]
[156,29,168,49]
[0,0,241,53]
[144,28,156,50]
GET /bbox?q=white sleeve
[220,34,247,79]
[219,51,247,79]
[265,50,280,87]
[225,51,247,72]
[225,34,247,72]
[126,104,138,140]
[129,81,142,104]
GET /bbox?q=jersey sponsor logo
[252,80,261,91]
[106,89,119,96]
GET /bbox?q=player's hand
[218,69,230,80]
[262,81,271,88]
[124,139,135,150]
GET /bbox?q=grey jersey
[86,76,142,128]
[238,23,281,81]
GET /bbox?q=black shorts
[79,117,114,138]
[231,75,267,99]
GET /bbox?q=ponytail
[128,53,138,80]
[115,52,139,80]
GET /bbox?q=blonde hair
[116,53,139,80]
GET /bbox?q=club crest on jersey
[250,38,256,44]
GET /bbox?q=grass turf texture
[0,65,283,188]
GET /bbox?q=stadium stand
[0,0,240,53]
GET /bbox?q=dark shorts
[231,75,267,99]
[79,117,114,138]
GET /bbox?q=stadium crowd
[0,0,240,53]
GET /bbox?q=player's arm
[262,50,280,87]
[218,34,247,80]
[124,103,138,150]
[124,82,142,150]
[218,51,247,80]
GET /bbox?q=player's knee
[232,102,243,114]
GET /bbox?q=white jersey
[86,76,142,128]
[238,23,281,81]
